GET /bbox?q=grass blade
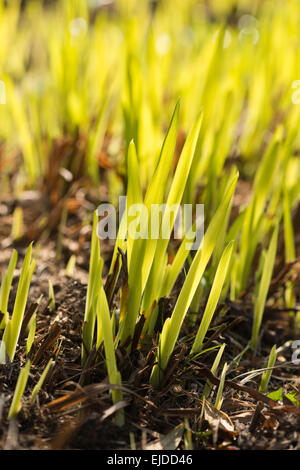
[251,224,279,351]
[191,241,234,354]
[8,360,31,420]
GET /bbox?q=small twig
[249,401,264,433]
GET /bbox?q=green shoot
[0,249,18,330]
[251,224,279,351]
[31,358,54,403]
[48,280,55,312]
[191,241,234,354]
[215,362,228,410]
[82,211,103,364]
[203,344,226,399]
[2,244,35,362]
[8,360,31,420]
[96,287,124,427]
[259,345,277,394]
[26,313,37,356]
[66,255,76,277]
[11,207,23,241]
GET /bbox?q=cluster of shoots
[80,99,298,418]
[0,245,35,363]
[0,245,60,420]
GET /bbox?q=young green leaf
[31,358,54,403]
[96,287,124,426]
[3,244,35,362]
[8,360,31,420]
[251,224,279,351]
[0,249,18,330]
[259,345,277,394]
[82,211,103,364]
[191,241,234,354]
